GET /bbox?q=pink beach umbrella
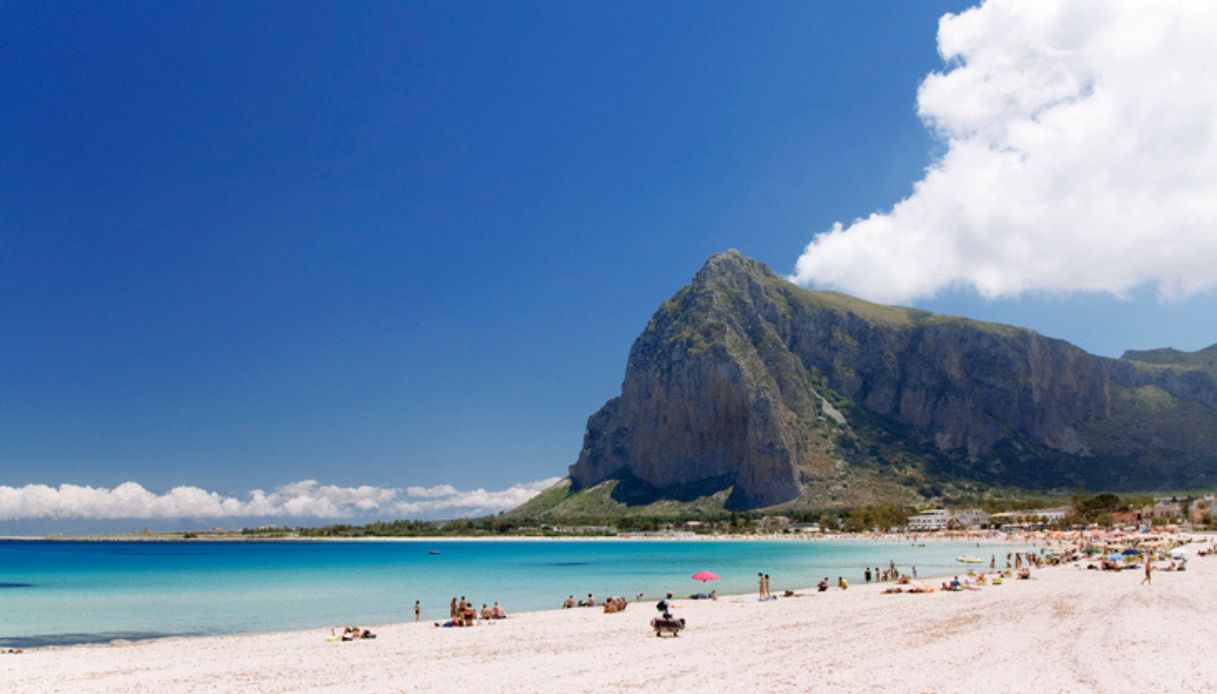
[691,570,719,583]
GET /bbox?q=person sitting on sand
[563,595,576,608]
[361,629,376,639]
[603,599,619,614]
[837,577,848,590]
[461,604,477,626]
[481,604,493,620]
[817,577,829,592]
[492,601,506,619]
[579,593,596,607]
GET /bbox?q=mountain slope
[539,251,1217,515]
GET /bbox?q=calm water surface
[0,538,1022,647]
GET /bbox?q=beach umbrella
[691,570,719,582]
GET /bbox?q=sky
[3,1,1216,529]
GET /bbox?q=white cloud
[0,477,561,521]
[791,0,1217,303]
[392,480,562,518]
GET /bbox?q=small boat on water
[428,550,442,555]
[956,556,983,563]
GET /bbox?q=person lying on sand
[339,626,374,640]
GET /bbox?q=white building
[908,509,950,531]
[1026,507,1070,523]
[951,508,991,529]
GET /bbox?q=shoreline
[7,534,1195,651]
[9,542,1052,655]
[6,539,1214,692]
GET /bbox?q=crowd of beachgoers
[430,596,509,628]
[365,529,1209,643]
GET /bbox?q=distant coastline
[4,531,1031,544]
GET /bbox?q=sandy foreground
[5,545,1216,693]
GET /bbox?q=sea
[0,538,1024,648]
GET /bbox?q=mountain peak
[693,249,776,285]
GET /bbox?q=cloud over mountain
[0,478,561,521]
[792,0,1217,303]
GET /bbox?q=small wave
[0,631,203,649]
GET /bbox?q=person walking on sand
[1142,559,1153,586]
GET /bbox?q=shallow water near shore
[0,538,1024,647]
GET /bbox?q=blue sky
[3,1,1215,526]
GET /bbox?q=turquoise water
[0,539,1019,647]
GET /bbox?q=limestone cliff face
[568,251,1217,508]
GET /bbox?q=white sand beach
[6,542,1216,693]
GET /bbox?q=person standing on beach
[763,574,771,599]
[414,600,421,622]
[758,572,766,600]
[449,597,458,619]
[1142,559,1153,586]
[864,567,872,583]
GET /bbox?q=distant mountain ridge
[517,251,1217,517]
